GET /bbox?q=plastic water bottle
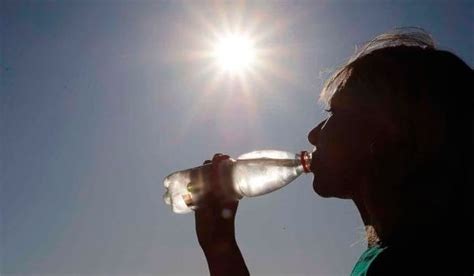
[163,150,312,214]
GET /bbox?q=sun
[212,33,257,74]
[173,3,297,95]
[169,4,299,145]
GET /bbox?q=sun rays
[168,2,299,145]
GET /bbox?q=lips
[310,152,319,174]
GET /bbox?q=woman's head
[308,29,472,215]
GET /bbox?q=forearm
[202,240,249,276]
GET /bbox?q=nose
[307,119,327,146]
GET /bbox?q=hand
[194,154,249,276]
[195,153,239,251]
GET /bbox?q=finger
[198,187,220,208]
[219,199,239,219]
[221,200,238,212]
[212,153,230,162]
[212,156,230,165]
[208,153,231,201]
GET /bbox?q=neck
[353,197,377,247]
[352,194,401,247]
[353,188,451,248]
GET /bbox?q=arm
[194,154,249,276]
[195,200,249,276]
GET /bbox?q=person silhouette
[194,29,473,276]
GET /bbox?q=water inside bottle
[232,158,304,197]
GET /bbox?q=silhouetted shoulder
[366,242,472,276]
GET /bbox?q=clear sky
[1,1,472,275]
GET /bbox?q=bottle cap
[300,151,311,173]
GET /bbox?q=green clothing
[349,241,471,275]
[350,245,386,276]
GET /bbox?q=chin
[312,176,334,198]
[312,176,352,199]
[313,181,330,198]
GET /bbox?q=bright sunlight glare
[212,34,257,73]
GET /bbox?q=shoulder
[366,244,472,276]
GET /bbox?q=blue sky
[1,1,472,275]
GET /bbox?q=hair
[320,27,473,251]
[320,27,436,105]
